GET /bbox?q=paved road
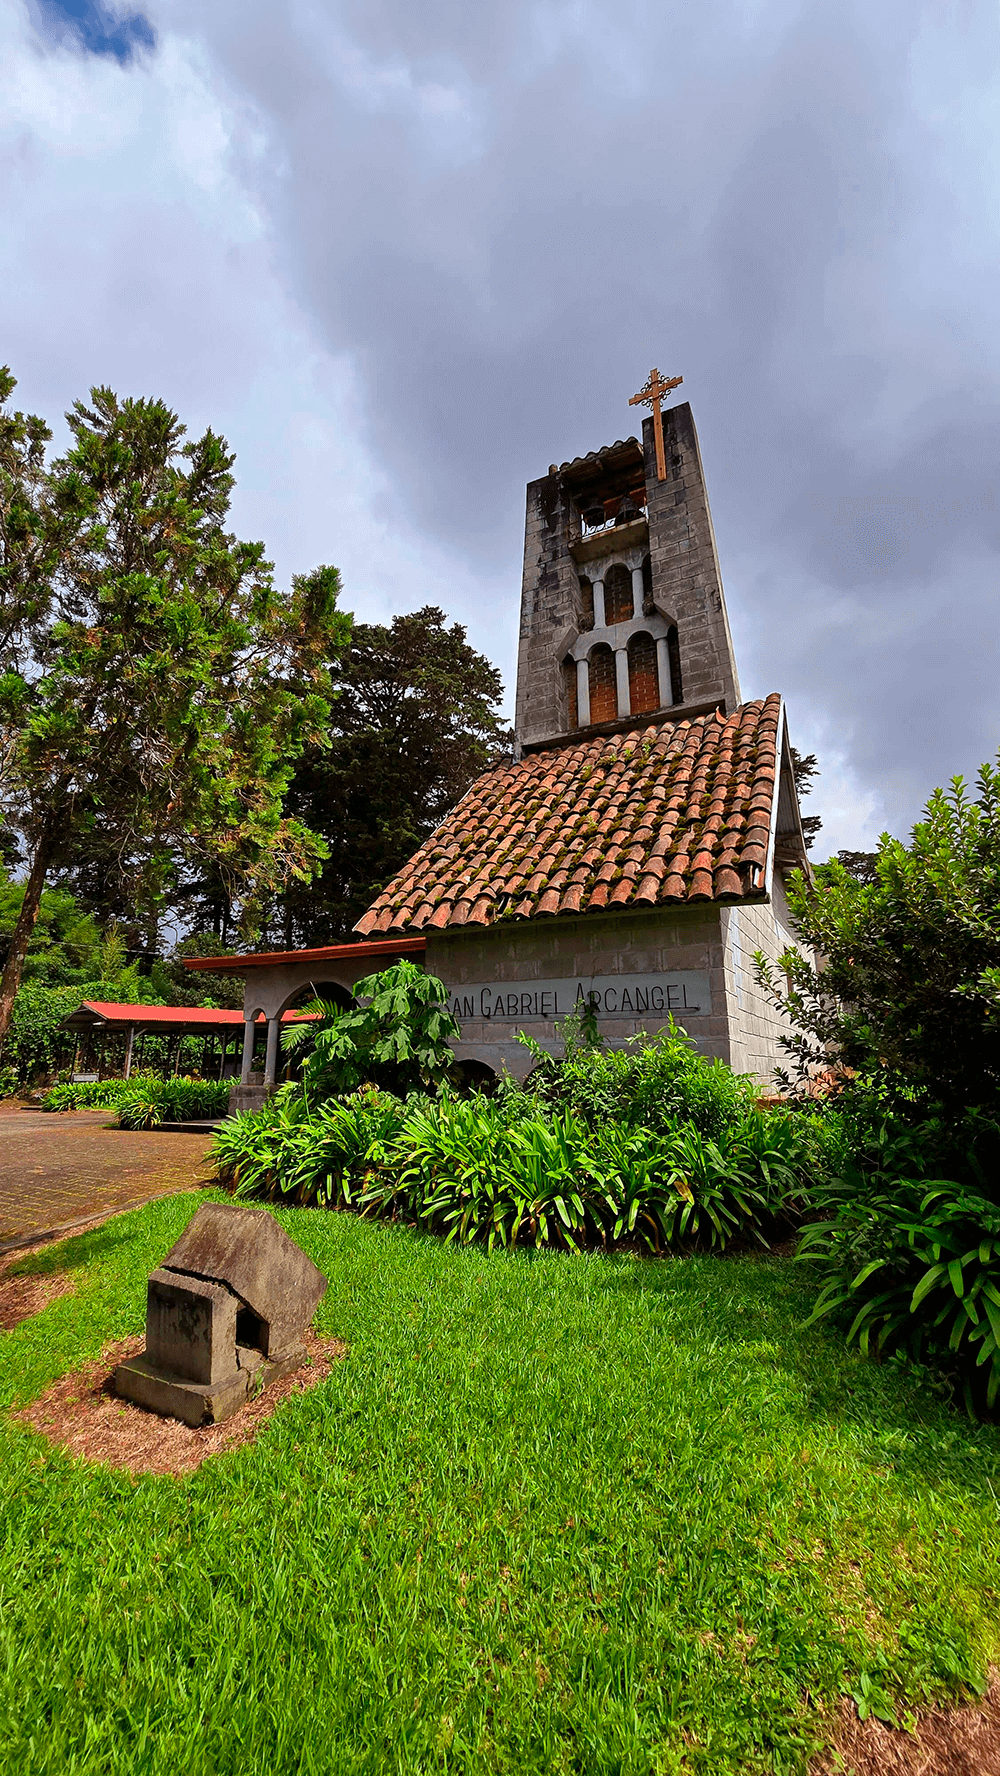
[0,1107,215,1244]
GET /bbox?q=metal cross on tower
[629,367,683,482]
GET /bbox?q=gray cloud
[6,0,1000,853]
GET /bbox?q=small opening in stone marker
[236,1306,266,1351]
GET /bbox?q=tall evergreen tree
[0,371,350,1038]
[271,607,512,945]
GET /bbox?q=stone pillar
[264,1016,281,1087]
[240,1017,257,1085]
[630,566,643,619]
[615,647,630,718]
[576,657,591,727]
[124,1025,135,1080]
[656,636,672,708]
[592,578,606,629]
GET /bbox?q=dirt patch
[812,1671,1000,1775]
[12,1329,346,1475]
[0,1267,75,1330]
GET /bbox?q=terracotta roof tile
[354,696,785,937]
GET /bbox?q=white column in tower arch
[656,636,672,707]
[592,578,606,629]
[615,647,630,718]
[264,1015,281,1086]
[576,657,591,727]
[240,1015,257,1083]
[630,566,644,619]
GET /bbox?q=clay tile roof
[354,696,783,937]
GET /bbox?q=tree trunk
[0,827,58,1044]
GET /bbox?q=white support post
[124,1025,135,1080]
[630,566,643,619]
[615,647,630,718]
[240,1016,257,1084]
[576,657,591,727]
[656,636,672,707]
[592,578,606,629]
[264,1016,280,1087]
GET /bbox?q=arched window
[563,657,579,730]
[578,576,594,631]
[627,633,659,716]
[603,563,633,626]
[589,644,617,723]
[667,625,683,704]
[641,554,653,615]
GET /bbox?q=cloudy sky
[3,0,999,855]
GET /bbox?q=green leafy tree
[834,849,879,885]
[282,960,460,1097]
[269,607,512,945]
[790,747,821,851]
[756,763,1000,1115]
[0,867,100,985]
[147,933,245,1011]
[0,370,350,1040]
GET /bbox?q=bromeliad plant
[41,1075,229,1123]
[799,1171,1000,1412]
[213,1085,409,1206]
[42,1075,159,1112]
[216,1084,809,1255]
[115,1077,230,1129]
[281,959,461,1098]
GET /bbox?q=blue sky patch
[37,0,156,63]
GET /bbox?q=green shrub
[282,959,460,1097]
[43,1075,230,1124]
[214,1085,409,1204]
[41,1075,158,1112]
[217,1083,812,1254]
[520,1017,760,1143]
[799,1169,1000,1412]
[115,1077,229,1128]
[755,764,1000,1116]
[117,1088,166,1131]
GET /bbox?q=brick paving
[0,1106,214,1244]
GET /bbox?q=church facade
[192,396,810,1097]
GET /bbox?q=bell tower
[514,401,741,751]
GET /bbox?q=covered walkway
[182,936,426,1091]
[61,1002,310,1083]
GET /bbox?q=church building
[190,380,811,1100]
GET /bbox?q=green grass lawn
[2,1194,999,1776]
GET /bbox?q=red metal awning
[180,935,427,973]
[60,1002,313,1035]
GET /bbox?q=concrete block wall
[719,876,804,1084]
[425,904,733,1079]
[514,474,585,747]
[642,403,741,712]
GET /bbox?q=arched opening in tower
[627,633,659,715]
[588,645,617,723]
[603,564,633,626]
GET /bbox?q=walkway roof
[61,1002,310,1035]
[180,934,426,973]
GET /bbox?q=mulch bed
[0,1266,76,1330]
[12,1330,346,1475]
[811,1673,1000,1775]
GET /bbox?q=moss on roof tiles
[353,696,785,937]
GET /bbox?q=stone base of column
[227,1083,277,1117]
